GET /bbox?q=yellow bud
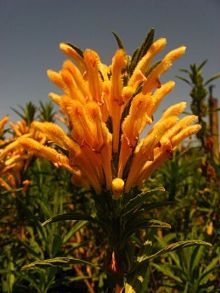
[207,221,214,236]
[112,178,124,200]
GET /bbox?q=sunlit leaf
[22,257,97,270]
[137,240,211,263]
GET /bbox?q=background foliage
[0,63,220,292]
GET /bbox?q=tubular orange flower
[0,119,30,190]
[128,38,167,87]
[4,34,201,195]
[0,116,9,137]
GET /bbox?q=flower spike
[4,33,201,195]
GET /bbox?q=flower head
[0,118,45,190]
[2,32,201,194]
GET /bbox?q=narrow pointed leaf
[176,76,192,85]
[204,73,220,85]
[189,245,204,274]
[152,263,183,283]
[63,221,87,243]
[138,28,155,59]
[112,32,124,49]
[141,200,173,212]
[199,257,220,284]
[123,218,170,242]
[66,43,84,57]
[129,28,154,74]
[199,265,220,285]
[198,60,207,71]
[137,240,211,263]
[22,257,96,270]
[10,107,25,120]
[42,212,96,226]
[123,187,165,215]
[145,60,161,77]
[179,68,190,74]
[198,59,208,71]
[146,219,171,228]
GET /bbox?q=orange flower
[2,35,201,195]
[0,118,44,191]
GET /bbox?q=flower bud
[112,177,124,200]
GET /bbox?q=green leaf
[129,28,154,74]
[145,60,161,78]
[16,197,46,240]
[130,48,138,67]
[179,68,190,74]
[36,198,52,218]
[141,200,174,212]
[123,187,165,215]
[183,282,189,293]
[137,28,155,60]
[21,257,97,270]
[19,240,42,258]
[143,219,171,229]
[51,234,63,256]
[176,75,192,85]
[204,73,220,85]
[122,218,171,242]
[66,43,84,57]
[152,263,183,284]
[63,221,87,243]
[198,60,208,71]
[137,240,211,263]
[42,212,96,226]
[189,245,204,274]
[10,106,25,120]
[11,102,37,124]
[199,257,220,284]
[112,32,124,49]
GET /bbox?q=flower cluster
[0,117,43,190]
[0,35,201,195]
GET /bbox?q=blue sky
[0,0,220,121]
